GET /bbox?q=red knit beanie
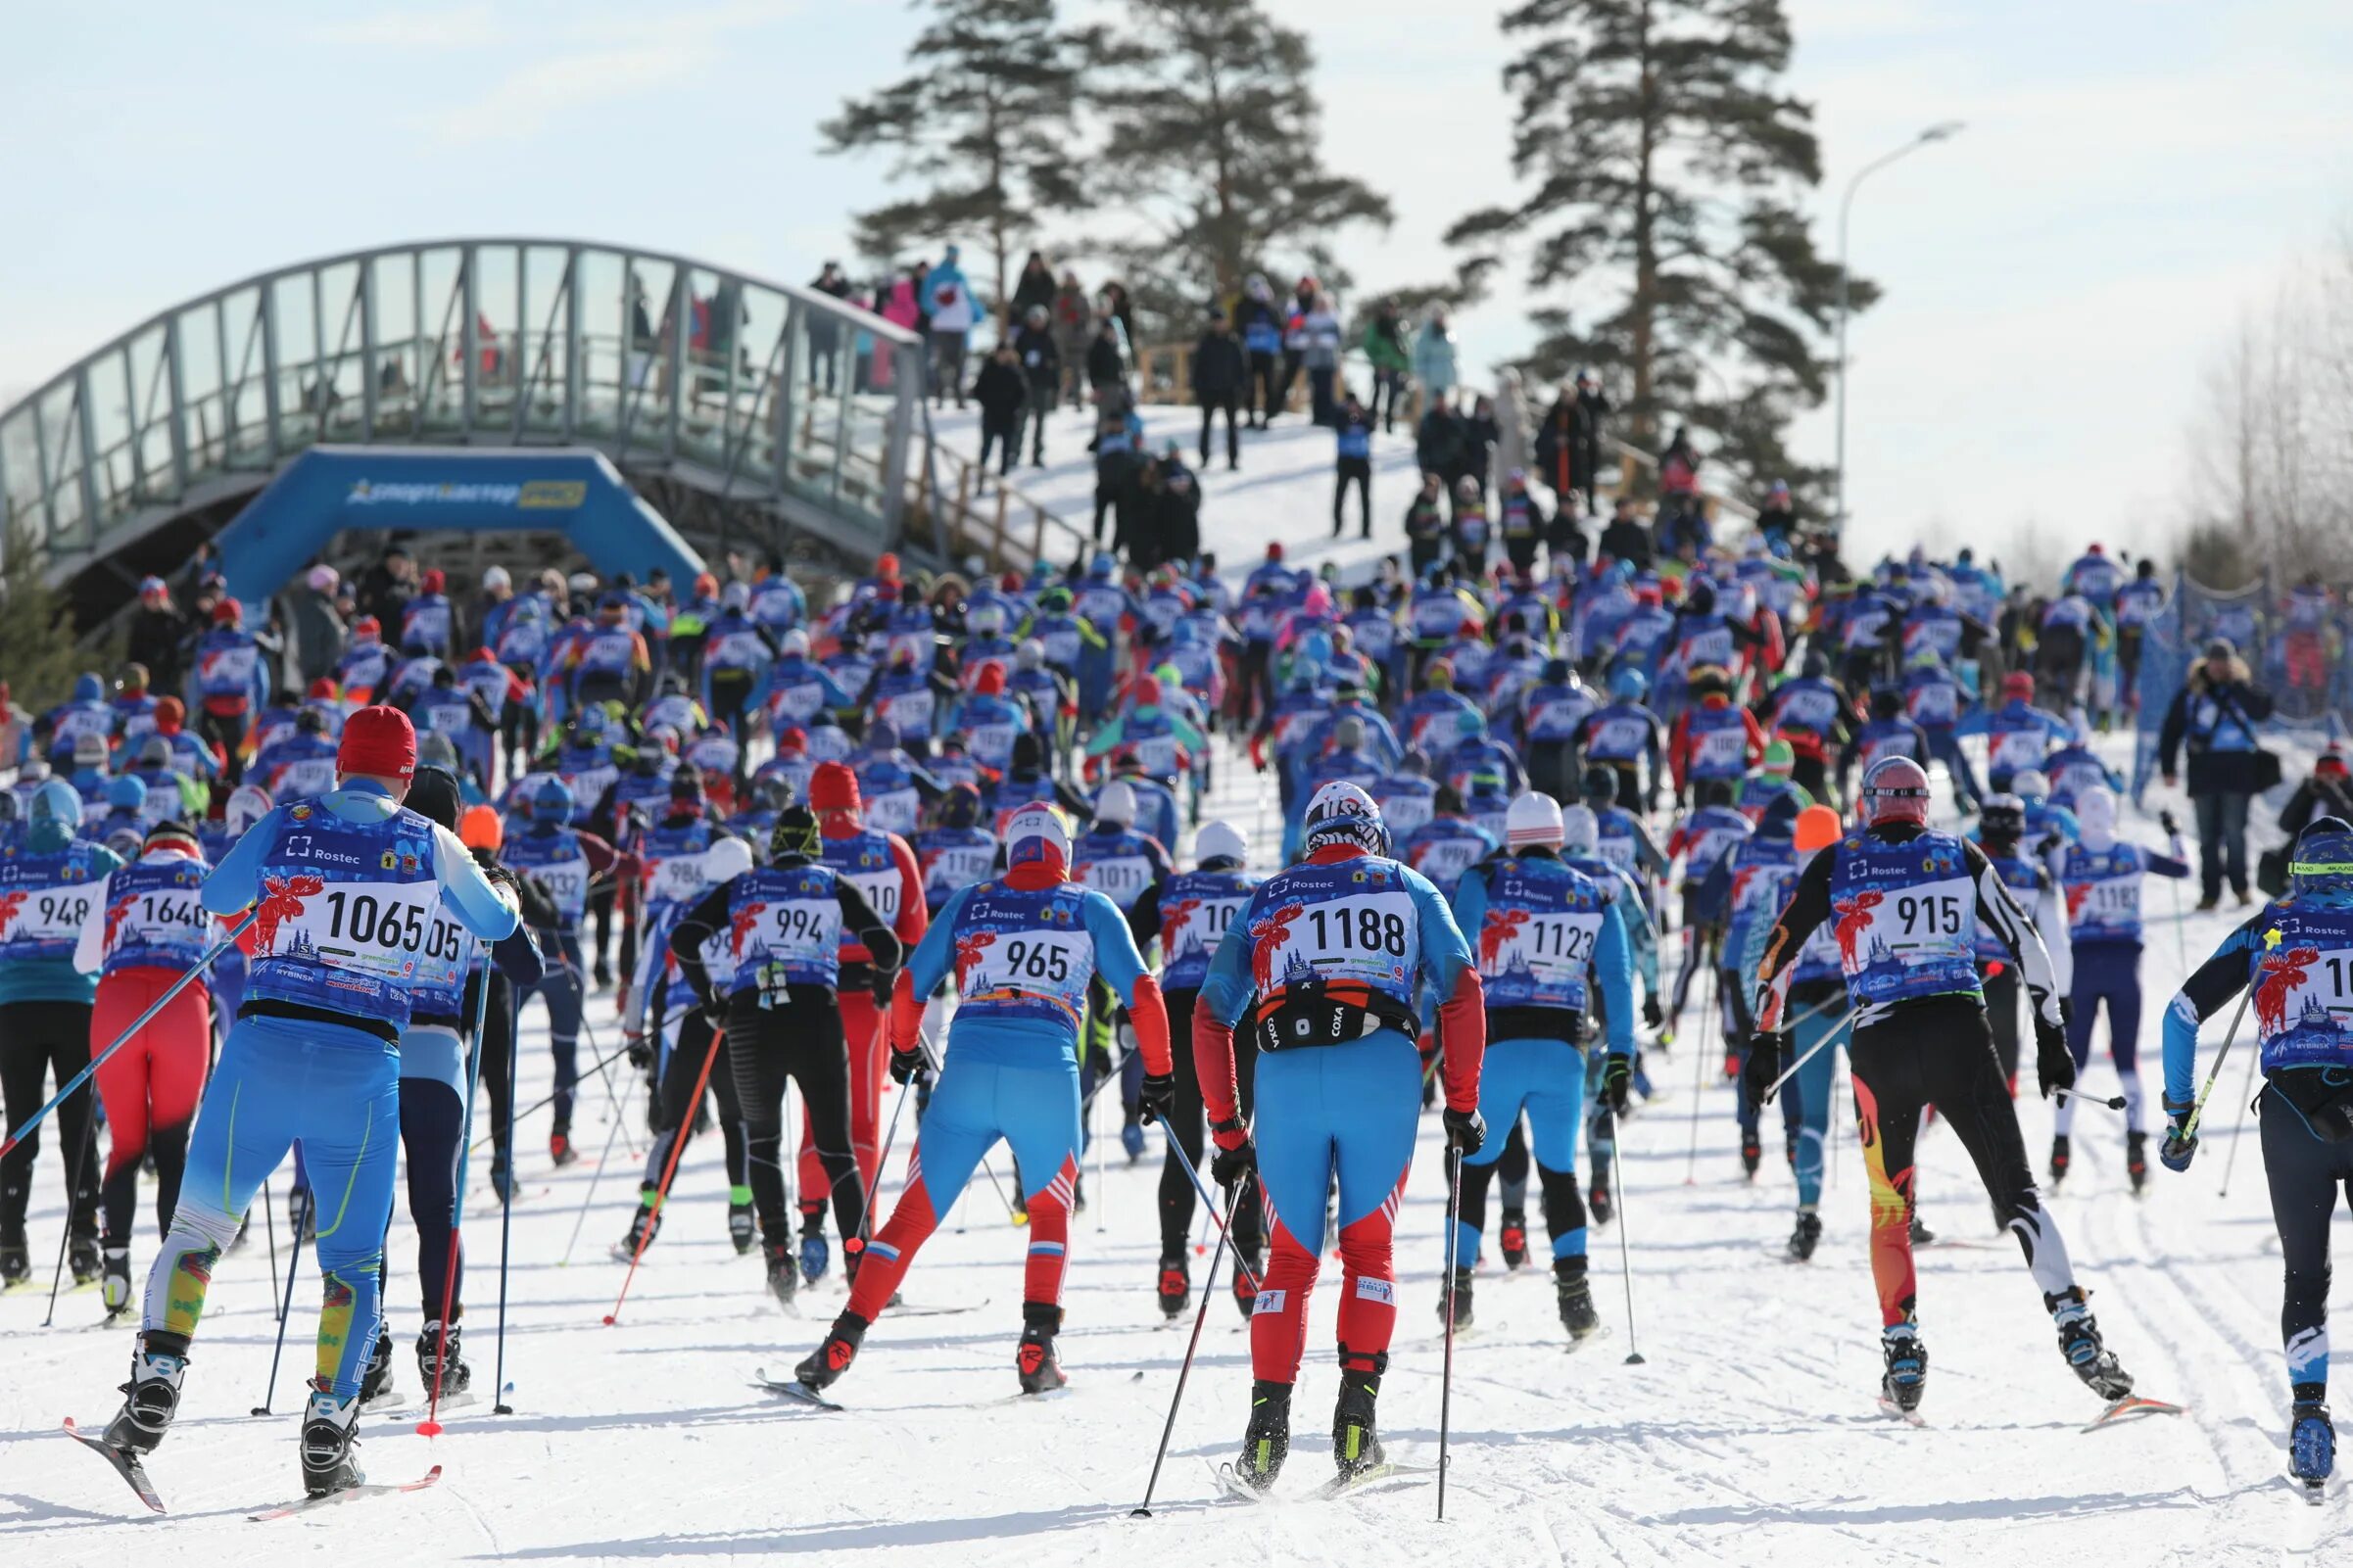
[809,761,861,813]
[339,705,417,782]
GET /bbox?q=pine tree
[1089,0,1391,340]
[0,520,89,714]
[1449,0,1868,504]
[821,0,1096,324]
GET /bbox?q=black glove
[2158,808,2180,836]
[872,971,897,1011]
[1209,1117,1256,1185]
[889,1041,927,1085]
[1443,1105,1486,1156]
[2035,1013,2076,1100]
[2159,1093,2198,1171]
[1601,1052,1635,1116]
[1642,993,1664,1029]
[625,1031,653,1070]
[1742,1031,1788,1113]
[1138,1071,1176,1124]
[698,992,729,1030]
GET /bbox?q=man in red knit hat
[791,761,928,1285]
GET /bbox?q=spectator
[1403,471,1448,579]
[1233,273,1285,428]
[1277,274,1319,415]
[1099,282,1137,359]
[1088,398,1143,549]
[1416,393,1467,502]
[875,269,921,390]
[923,245,977,407]
[1657,424,1703,524]
[807,261,852,392]
[1332,391,1375,540]
[1495,469,1549,576]
[1085,316,1128,404]
[125,576,188,696]
[287,563,347,687]
[1192,309,1246,471]
[1461,395,1500,504]
[1532,394,1579,513]
[2278,744,2353,839]
[1010,251,1056,321]
[2157,636,2277,909]
[1363,301,1413,433]
[1157,458,1202,567]
[1302,292,1342,426]
[1051,269,1092,408]
[1597,496,1654,572]
[1413,306,1459,407]
[1493,367,1533,489]
[1010,304,1060,466]
[970,341,1027,477]
[357,543,416,631]
[1756,479,1797,550]
[1572,371,1611,515]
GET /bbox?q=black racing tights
[1155,988,1264,1263]
[726,990,865,1252]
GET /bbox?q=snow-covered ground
[923,401,1425,586]
[4,725,2348,1565]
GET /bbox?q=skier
[1151,820,1266,1319]
[1773,804,1852,1260]
[1706,793,1806,1176]
[1443,792,1635,1338]
[1747,756,2137,1417]
[1192,782,1486,1489]
[1972,794,2074,1093]
[91,706,520,1497]
[669,807,900,1306]
[2159,815,2353,1490]
[503,777,630,1166]
[2049,785,2189,1191]
[790,802,1168,1394]
[1071,780,1174,1164]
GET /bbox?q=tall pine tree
[1449,0,1866,502]
[1090,0,1391,338]
[822,0,1095,322]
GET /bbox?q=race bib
[1252,891,1417,994]
[1079,853,1154,910]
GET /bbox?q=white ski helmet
[704,834,754,885]
[1094,780,1137,829]
[1505,790,1564,849]
[1301,780,1387,856]
[1560,804,1600,856]
[1193,819,1249,868]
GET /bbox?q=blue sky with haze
[4,0,2348,568]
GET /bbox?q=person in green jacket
[1364,300,1415,434]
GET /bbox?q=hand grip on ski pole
[1761,1011,1855,1106]
[2049,1086,2129,1113]
[2180,983,2256,1145]
[1159,1136,1263,1295]
[0,908,255,1161]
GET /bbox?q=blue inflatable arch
[215,446,705,608]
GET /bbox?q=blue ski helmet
[2291,816,2353,896]
[1609,666,1649,703]
[532,777,576,822]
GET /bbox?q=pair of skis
[1210,1458,1440,1503]
[1873,1394,2187,1432]
[62,1419,442,1519]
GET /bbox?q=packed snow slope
[3,728,2345,1566]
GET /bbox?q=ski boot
[104,1335,189,1452]
[2048,1134,2071,1186]
[728,1191,755,1256]
[763,1239,798,1308]
[1121,1116,1146,1164]
[1231,1252,1261,1319]
[1555,1258,1601,1340]
[70,1232,101,1286]
[799,1220,830,1286]
[1156,1256,1191,1320]
[593,958,613,989]
[1788,1209,1823,1262]
[1881,1328,1929,1414]
[415,1319,471,1399]
[358,1325,397,1408]
[1908,1213,1936,1246]
[2126,1132,2149,1195]
[1499,1208,1529,1269]
[1586,1175,1614,1227]
[101,1247,133,1315]
[1437,1265,1473,1330]
[1232,1380,1291,1491]
[299,1379,362,1497]
[793,1313,867,1391]
[2291,1391,2335,1491]
[1332,1348,1387,1480]
[1740,1134,1762,1180]
[549,1127,577,1167]
[618,1199,660,1259]
[489,1153,515,1204]
[1016,1304,1067,1394]
[2047,1287,2135,1400]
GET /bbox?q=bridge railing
[0,239,927,576]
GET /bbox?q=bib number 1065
[322,890,427,954]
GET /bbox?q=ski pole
[41,1103,101,1327]
[2179,981,2256,1146]
[494,975,519,1415]
[1760,1012,1856,1106]
[855,1057,921,1254]
[2216,1037,2264,1199]
[469,1038,634,1153]
[419,945,497,1437]
[1437,1146,1465,1523]
[2050,1086,2129,1112]
[1128,1178,1248,1518]
[252,1188,311,1415]
[263,1181,279,1318]
[560,1088,630,1266]
[1158,1135,1264,1294]
[604,1025,727,1326]
[1609,1135,1644,1365]
[1,910,255,1160]
[1682,960,1715,1185]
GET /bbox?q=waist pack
[1253,985,1420,1055]
[2267,1067,2353,1144]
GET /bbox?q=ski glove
[872,971,897,1011]
[1743,1031,1789,1113]
[2035,1014,2077,1100]
[1642,993,1664,1030]
[625,1031,653,1070]
[2158,809,2181,837]
[1138,1070,1176,1125]
[888,1042,928,1086]
[1443,1105,1487,1156]
[2159,1093,2198,1171]
[1601,1052,1635,1115]
[1209,1117,1255,1185]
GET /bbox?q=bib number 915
[1896,892,1964,936]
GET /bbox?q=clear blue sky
[4,0,2349,569]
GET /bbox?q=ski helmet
[1094,780,1137,829]
[770,805,822,862]
[1003,802,1073,875]
[2291,816,2353,895]
[1560,804,1600,856]
[28,779,82,833]
[1760,737,1795,778]
[532,777,575,822]
[225,784,273,834]
[1580,764,1618,806]
[1609,667,1649,703]
[2000,671,2035,702]
[1505,790,1564,850]
[1978,793,2025,845]
[2075,785,2118,838]
[2011,769,2050,802]
[1301,781,1388,857]
[1857,756,1932,828]
[1192,819,1248,870]
[936,782,984,831]
[704,833,754,885]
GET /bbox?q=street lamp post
[1833,119,1964,535]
